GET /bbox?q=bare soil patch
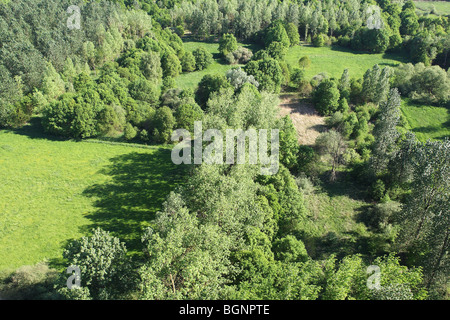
[278,94,326,145]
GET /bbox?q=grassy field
[177,40,408,89]
[302,173,374,259]
[0,119,184,272]
[285,44,408,80]
[401,98,450,142]
[415,1,450,15]
[176,41,240,90]
[176,40,259,90]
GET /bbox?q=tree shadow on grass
[317,171,369,201]
[81,149,187,254]
[4,117,68,142]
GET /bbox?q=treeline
[165,0,449,68]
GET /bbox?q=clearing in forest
[278,94,326,146]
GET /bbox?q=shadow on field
[6,117,67,142]
[318,171,369,201]
[81,149,187,253]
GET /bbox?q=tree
[196,74,233,108]
[62,228,131,300]
[298,56,311,70]
[180,51,196,72]
[226,67,259,91]
[162,52,182,78]
[278,116,299,171]
[128,78,159,106]
[312,34,325,47]
[139,193,232,299]
[370,88,401,175]
[312,79,340,116]
[245,58,284,94]
[397,139,449,293]
[175,103,203,132]
[140,51,163,82]
[315,130,347,181]
[265,20,290,48]
[192,47,213,71]
[152,106,176,143]
[338,69,350,99]
[273,235,308,263]
[219,33,238,56]
[266,42,288,61]
[42,62,65,101]
[285,22,300,47]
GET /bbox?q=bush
[295,174,315,195]
[193,47,213,71]
[313,34,325,47]
[124,123,137,140]
[273,235,309,262]
[312,79,340,116]
[0,262,59,300]
[152,106,176,143]
[225,47,253,65]
[180,51,196,72]
[219,33,238,56]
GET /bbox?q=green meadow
[176,40,257,90]
[285,44,408,80]
[401,98,450,142]
[0,119,184,272]
[415,1,450,15]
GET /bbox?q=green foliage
[152,106,176,143]
[273,236,308,263]
[278,116,299,171]
[162,52,182,78]
[219,33,238,56]
[180,51,196,72]
[124,123,138,140]
[313,34,325,47]
[312,79,340,116]
[175,103,203,132]
[285,23,300,47]
[62,228,132,299]
[298,56,311,70]
[245,58,284,93]
[196,74,233,108]
[265,20,291,48]
[193,47,214,71]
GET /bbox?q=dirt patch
[278,94,326,145]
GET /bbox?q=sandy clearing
[278,94,326,146]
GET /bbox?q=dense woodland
[0,0,448,300]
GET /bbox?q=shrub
[312,79,340,115]
[0,262,59,300]
[225,47,253,65]
[124,123,137,140]
[180,51,196,72]
[152,106,176,143]
[219,33,238,56]
[273,235,309,262]
[193,47,213,71]
[313,34,325,47]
